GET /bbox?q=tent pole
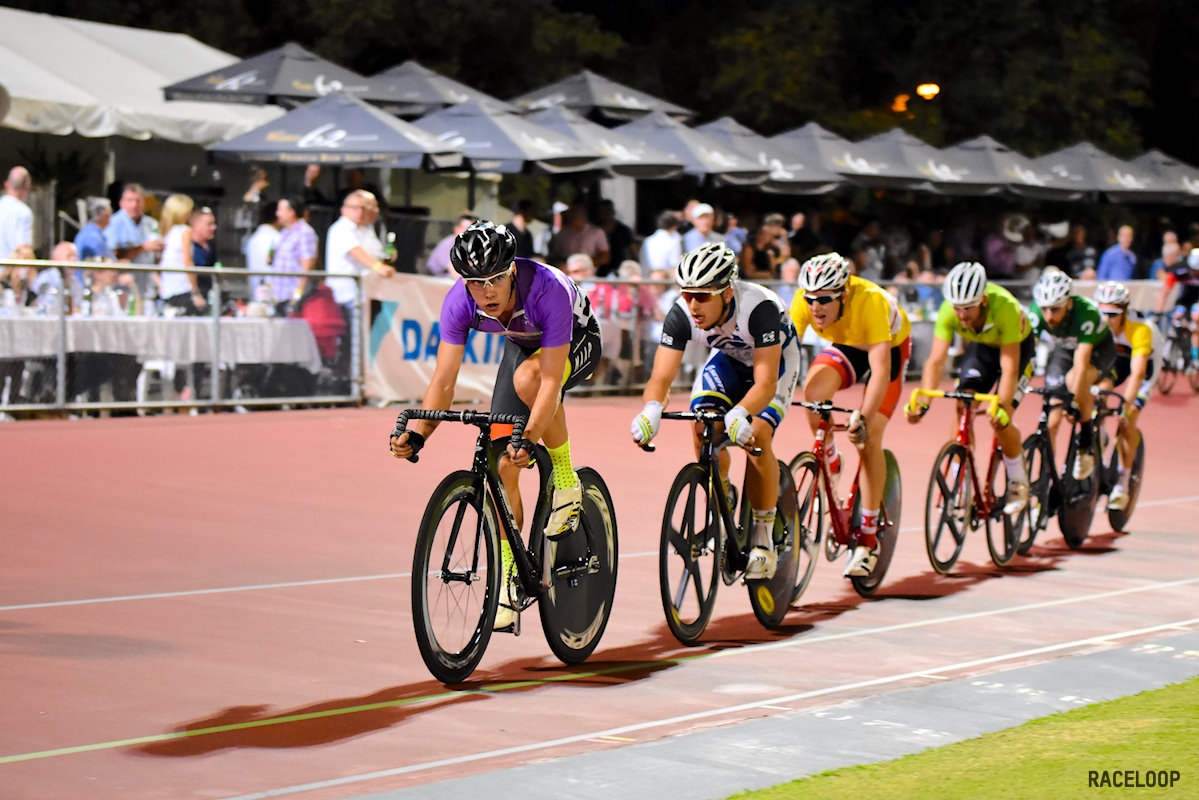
[468,168,477,211]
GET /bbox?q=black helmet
[450,221,517,279]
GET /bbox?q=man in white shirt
[640,211,683,273]
[0,166,34,259]
[325,190,395,380]
[244,204,281,297]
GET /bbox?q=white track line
[4,490,1196,613]
[218,617,1199,800]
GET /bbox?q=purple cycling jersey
[439,257,592,350]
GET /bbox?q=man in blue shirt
[74,197,115,261]
[1096,224,1136,281]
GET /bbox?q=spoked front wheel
[850,450,901,597]
[787,451,824,605]
[411,471,500,684]
[747,460,802,628]
[985,447,1024,567]
[659,463,722,645]
[924,441,971,575]
[1157,341,1179,394]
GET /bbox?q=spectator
[190,206,217,296]
[722,210,748,256]
[1097,224,1137,281]
[740,212,790,281]
[776,257,800,308]
[981,216,1017,278]
[244,202,281,295]
[640,211,682,274]
[548,202,609,269]
[0,166,34,261]
[326,190,395,375]
[157,194,204,315]
[105,184,164,291]
[1013,219,1047,277]
[509,199,537,259]
[595,199,634,274]
[425,213,476,276]
[788,212,819,262]
[271,195,318,301]
[1150,240,1183,282]
[74,197,116,262]
[1046,224,1099,279]
[681,203,724,251]
[850,218,886,281]
[302,164,329,207]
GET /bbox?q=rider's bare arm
[1071,342,1095,404]
[1124,352,1150,410]
[641,345,686,409]
[996,340,1021,409]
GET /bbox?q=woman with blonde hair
[158,194,205,314]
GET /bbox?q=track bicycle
[1155,311,1199,394]
[644,409,800,645]
[1092,388,1146,532]
[393,409,618,683]
[911,388,1025,574]
[1019,386,1102,553]
[787,401,902,601]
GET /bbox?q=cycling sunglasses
[1099,309,1125,317]
[803,293,842,306]
[681,289,721,303]
[464,265,515,289]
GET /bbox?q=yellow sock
[547,440,579,489]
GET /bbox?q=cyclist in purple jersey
[390,221,601,631]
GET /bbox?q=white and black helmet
[798,252,852,292]
[1033,267,1074,308]
[943,261,988,306]
[676,242,737,290]
[1094,280,1131,306]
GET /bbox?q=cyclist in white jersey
[631,243,802,579]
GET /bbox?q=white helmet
[1033,267,1073,308]
[798,252,852,292]
[676,243,737,290]
[943,261,987,306]
[1093,280,1131,306]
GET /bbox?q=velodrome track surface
[2,385,1197,800]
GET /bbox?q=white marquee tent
[0,6,281,143]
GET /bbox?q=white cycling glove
[631,401,663,445]
[724,405,754,447]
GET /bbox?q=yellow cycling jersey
[1116,317,1154,357]
[789,274,911,348]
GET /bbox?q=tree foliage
[5,0,1195,161]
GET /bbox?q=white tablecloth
[0,316,323,372]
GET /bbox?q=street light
[916,83,941,100]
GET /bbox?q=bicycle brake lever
[638,442,656,453]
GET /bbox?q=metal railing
[0,259,362,417]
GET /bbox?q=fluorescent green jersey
[933,283,1031,347]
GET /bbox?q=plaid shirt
[272,219,318,297]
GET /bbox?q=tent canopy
[371,60,514,117]
[207,92,463,170]
[615,111,767,185]
[510,69,695,123]
[0,6,281,143]
[694,116,841,194]
[523,106,684,179]
[1034,141,1178,202]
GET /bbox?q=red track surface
[2,386,1197,800]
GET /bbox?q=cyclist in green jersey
[905,262,1034,515]
[1028,267,1117,481]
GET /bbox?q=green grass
[727,678,1198,800]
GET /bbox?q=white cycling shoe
[546,480,583,539]
[1072,451,1095,482]
[744,546,777,580]
[844,544,878,577]
[1004,480,1030,517]
[1107,484,1129,511]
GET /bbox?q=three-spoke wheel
[411,471,500,684]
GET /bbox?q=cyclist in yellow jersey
[905,262,1033,516]
[790,253,911,577]
[1094,281,1160,510]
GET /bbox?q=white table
[0,316,323,373]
